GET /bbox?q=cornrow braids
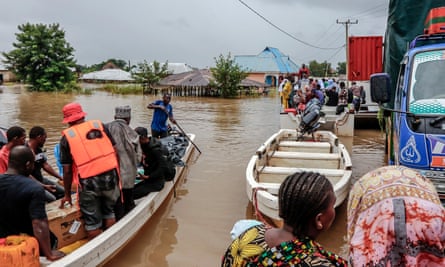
[278,171,333,237]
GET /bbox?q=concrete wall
[0,70,16,83]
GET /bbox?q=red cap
[62,102,87,124]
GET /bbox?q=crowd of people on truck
[279,65,366,115]
[0,93,178,261]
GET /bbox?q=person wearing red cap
[58,102,121,239]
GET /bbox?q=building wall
[246,72,283,87]
[0,70,17,83]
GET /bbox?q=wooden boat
[41,134,196,267]
[246,129,352,222]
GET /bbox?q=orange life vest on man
[62,120,118,180]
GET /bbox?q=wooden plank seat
[269,151,340,168]
[258,166,346,187]
[279,141,331,153]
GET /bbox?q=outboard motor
[298,98,322,138]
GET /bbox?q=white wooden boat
[42,134,196,267]
[246,129,352,222]
[280,106,355,137]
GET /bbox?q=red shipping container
[424,7,445,34]
[348,36,383,81]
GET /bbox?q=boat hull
[43,134,196,267]
[246,129,352,222]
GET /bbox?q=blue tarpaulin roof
[234,47,299,73]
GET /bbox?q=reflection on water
[0,86,386,266]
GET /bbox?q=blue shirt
[151,100,173,132]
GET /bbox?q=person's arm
[0,150,8,173]
[59,138,73,208]
[29,174,56,192]
[32,218,65,261]
[147,101,165,111]
[60,164,73,208]
[168,106,176,124]
[43,162,63,181]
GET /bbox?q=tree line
[1,23,345,97]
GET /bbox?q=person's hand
[47,250,65,261]
[44,184,56,193]
[59,194,72,208]
[139,174,149,180]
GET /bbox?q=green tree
[211,53,247,98]
[336,62,346,75]
[308,60,331,77]
[82,58,130,73]
[131,60,170,91]
[2,23,76,91]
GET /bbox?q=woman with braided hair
[222,171,347,267]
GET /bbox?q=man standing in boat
[147,93,176,138]
[59,102,121,240]
[107,105,141,220]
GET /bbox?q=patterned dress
[347,165,445,266]
[222,223,347,267]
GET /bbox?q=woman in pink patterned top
[347,165,445,266]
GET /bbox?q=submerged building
[234,47,299,87]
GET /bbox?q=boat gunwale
[246,129,352,221]
[44,134,196,267]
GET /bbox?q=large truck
[371,4,445,200]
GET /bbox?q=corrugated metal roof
[79,69,134,81]
[166,63,194,74]
[160,69,270,87]
[234,47,299,73]
[159,69,212,86]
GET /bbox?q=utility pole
[337,19,358,85]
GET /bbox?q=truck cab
[371,7,445,199]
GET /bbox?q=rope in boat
[251,187,273,227]
[335,111,350,127]
[335,111,350,134]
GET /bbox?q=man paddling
[147,93,176,138]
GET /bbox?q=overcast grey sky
[0,0,389,68]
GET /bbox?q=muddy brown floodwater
[0,85,386,266]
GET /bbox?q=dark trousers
[133,179,165,199]
[114,188,136,221]
[151,129,168,138]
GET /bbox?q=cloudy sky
[0,0,389,69]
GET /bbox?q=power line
[237,0,343,50]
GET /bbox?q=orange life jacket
[62,120,118,180]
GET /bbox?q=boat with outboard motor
[280,103,354,137]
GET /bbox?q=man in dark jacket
[133,127,171,199]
